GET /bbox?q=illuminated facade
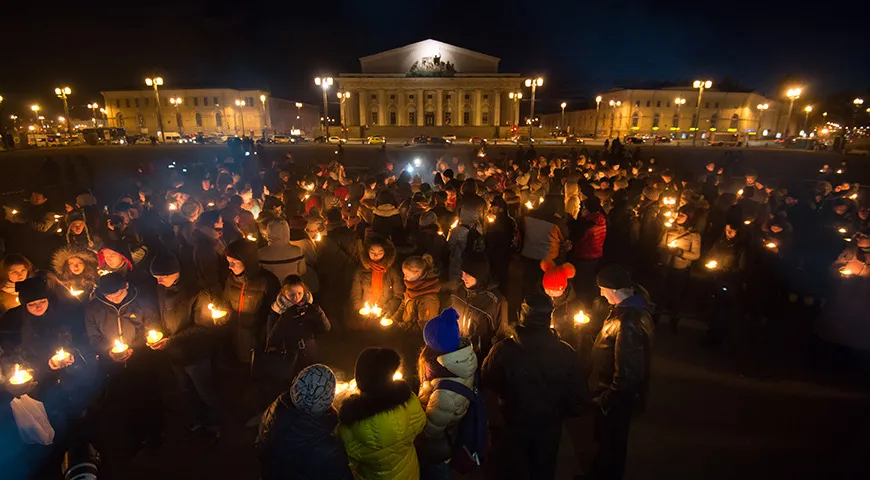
[101,88,319,137]
[541,88,783,140]
[337,39,523,138]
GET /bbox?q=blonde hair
[402,254,434,273]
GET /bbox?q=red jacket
[572,212,607,260]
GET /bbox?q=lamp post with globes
[756,103,769,138]
[853,98,864,131]
[54,86,72,135]
[294,102,303,130]
[145,76,165,142]
[784,87,801,137]
[524,77,543,138]
[87,103,100,127]
[508,91,522,128]
[314,76,333,136]
[593,95,602,139]
[559,102,567,132]
[168,97,183,135]
[803,105,813,133]
[31,105,41,130]
[608,99,621,139]
[691,80,712,146]
[234,99,246,136]
[674,97,686,134]
[337,91,351,140]
[259,94,268,140]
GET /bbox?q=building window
[635,100,640,107]
[427,94,433,100]
[203,97,209,106]
[134,98,140,108]
[389,111,397,125]
[409,94,415,100]
[631,112,639,127]
[371,94,377,100]
[370,108,378,125]
[482,111,489,124]
[730,114,739,129]
[714,102,720,108]
[646,100,651,107]
[116,113,125,128]
[115,99,121,108]
[656,101,661,107]
[177,113,184,128]
[672,114,680,128]
[409,110,417,124]
[144,98,150,106]
[691,114,698,128]
[464,94,470,100]
[389,94,395,100]
[215,112,223,127]
[710,113,719,128]
[194,113,202,127]
[652,113,660,129]
[666,101,671,108]
[193,97,199,107]
[137,112,145,128]
[705,102,710,109]
[213,97,219,106]
[446,94,452,100]
[463,111,470,124]
[445,111,452,124]
[425,113,435,125]
[247,97,254,106]
[483,95,489,100]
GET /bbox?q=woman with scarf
[349,235,404,330]
[65,212,99,251]
[51,246,99,304]
[0,254,33,315]
[395,254,441,330]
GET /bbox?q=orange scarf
[369,261,387,301]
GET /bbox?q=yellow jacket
[338,390,426,480]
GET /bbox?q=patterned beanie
[290,364,336,415]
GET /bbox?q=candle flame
[664,221,673,228]
[737,189,744,196]
[838,228,847,234]
[246,234,257,241]
[850,194,858,200]
[450,219,459,230]
[207,303,227,320]
[69,287,84,296]
[335,378,358,395]
[765,242,777,249]
[705,260,718,269]
[668,241,678,248]
[112,338,128,354]
[207,202,215,207]
[380,317,393,327]
[393,370,403,381]
[525,201,534,209]
[371,304,382,317]
[663,197,676,206]
[169,203,177,211]
[52,348,70,365]
[574,311,590,324]
[146,329,163,344]
[840,268,853,277]
[314,232,322,242]
[359,302,372,316]
[664,211,672,217]
[9,364,32,385]
[437,230,444,236]
[743,220,752,225]
[98,269,110,276]
[836,169,843,174]
[487,214,496,223]
[538,197,545,204]
[11,209,17,215]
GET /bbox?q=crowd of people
[0,141,865,480]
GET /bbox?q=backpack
[433,377,490,473]
[460,224,486,256]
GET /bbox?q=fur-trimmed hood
[51,246,99,282]
[338,381,414,426]
[359,235,397,271]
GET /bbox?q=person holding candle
[590,265,654,480]
[51,246,98,304]
[85,272,163,453]
[448,252,508,359]
[256,364,352,480]
[656,205,701,333]
[700,223,748,347]
[540,260,600,361]
[150,253,222,441]
[480,293,589,480]
[349,235,403,330]
[0,254,33,315]
[394,255,441,330]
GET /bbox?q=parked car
[366,135,386,145]
[469,136,487,145]
[442,134,457,142]
[624,137,645,144]
[134,136,153,145]
[327,135,346,144]
[514,135,535,144]
[290,135,306,143]
[162,132,182,143]
[273,135,292,144]
[654,136,672,143]
[562,135,585,145]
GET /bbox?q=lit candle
[850,193,858,200]
[487,214,496,223]
[246,234,257,241]
[838,228,847,234]
[450,219,459,230]
[538,197,545,204]
[836,169,843,174]
[69,286,84,297]
[765,242,777,249]
[52,348,70,366]
[111,338,129,354]
[98,269,110,276]
[207,202,215,207]
[169,203,178,211]
[359,302,372,316]
[743,220,752,225]
[668,240,678,248]
[303,193,310,200]
[146,329,163,344]
[664,211,672,217]
[705,260,718,270]
[53,214,62,220]
[207,303,228,321]
[8,364,32,385]
[525,200,534,209]
[380,317,393,327]
[314,232,322,242]
[573,311,590,325]
[648,168,653,172]
[437,230,444,236]
[335,378,357,395]
[737,189,744,196]
[839,268,853,277]
[664,221,673,228]
[56,228,63,233]
[392,371,403,381]
[11,209,18,215]
[371,304,383,317]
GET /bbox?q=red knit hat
[541,260,576,292]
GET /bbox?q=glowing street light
[314,76,334,135]
[508,91,523,127]
[560,101,567,132]
[53,86,73,135]
[784,87,802,137]
[756,103,769,137]
[803,105,813,133]
[608,99,621,139]
[674,97,687,132]
[169,97,183,135]
[259,94,269,140]
[593,95,602,139]
[691,80,713,146]
[523,76,544,138]
[336,91,351,137]
[87,102,100,127]
[235,99,246,136]
[145,76,165,142]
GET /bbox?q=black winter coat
[256,393,353,480]
[265,301,331,367]
[449,280,508,359]
[480,325,588,430]
[191,226,227,295]
[155,278,219,365]
[588,294,654,413]
[224,268,280,363]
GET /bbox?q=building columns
[417,89,424,126]
[473,90,482,126]
[493,90,501,126]
[456,88,463,126]
[397,91,405,126]
[378,90,386,126]
[358,90,367,126]
[435,89,443,126]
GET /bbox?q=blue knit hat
[423,308,461,354]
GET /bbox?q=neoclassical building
[337,39,523,138]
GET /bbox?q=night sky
[2,0,868,121]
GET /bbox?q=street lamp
[593,95,602,139]
[784,87,802,137]
[259,94,268,140]
[234,99,246,136]
[854,98,864,130]
[508,92,523,128]
[337,91,351,139]
[803,105,813,133]
[87,103,100,127]
[608,99,621,139]
[145,76,165,142]
[54,86,73,135]
[314,76,333,135]
[560,102,567,132]
[523,76,543,138]
[674,97,686,134]
[691,80,712,146]
[756,103,769,138]
[294,102,303,129]
[169,97,183,135]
